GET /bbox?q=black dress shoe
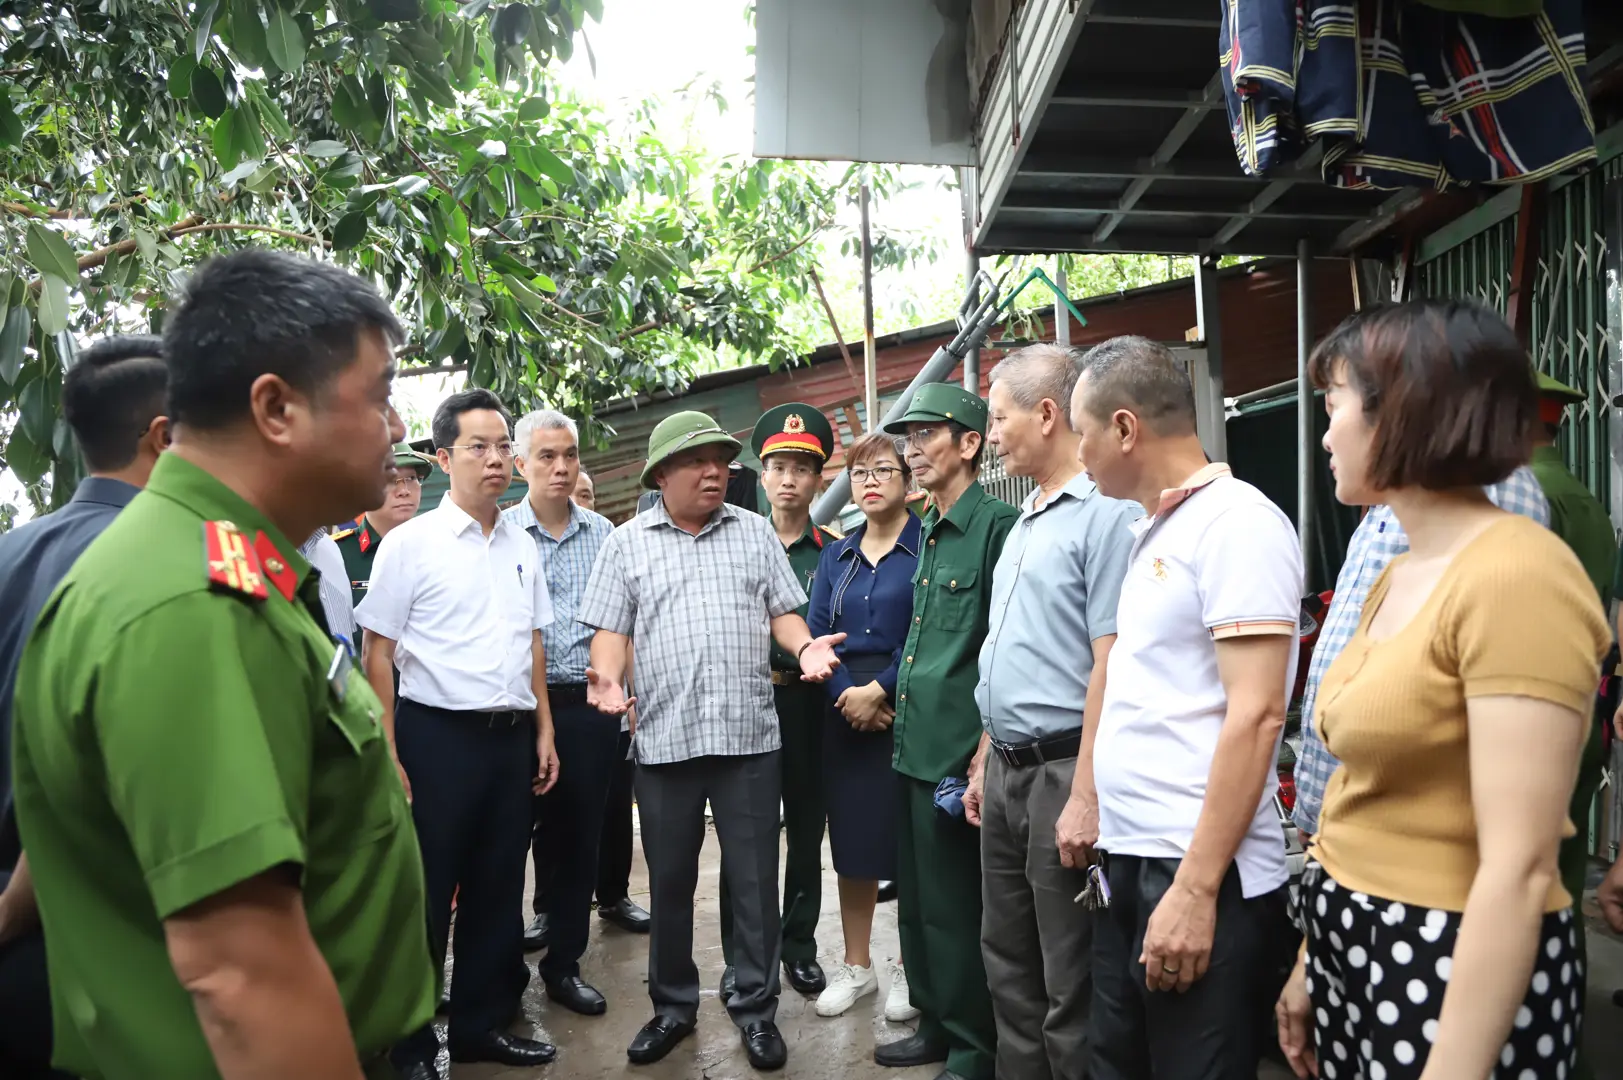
[874,1033,950,1068]
[397,1062,438,1080]
[545,974,607,1016]
[741,1020,787,1070]
[720,965,737,999]
[599,896,652,933]
[447,1030,556,1066]
[783,959,826,995]
[877,879,898,903]
[627,1015,695,1064]
[522,913,550,952]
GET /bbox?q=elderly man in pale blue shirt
[965,344,1140,1080]
[504,409,619,1016]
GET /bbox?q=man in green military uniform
[719,403,841,999]
[1530,373,1616,1080]
[332,442,433,607]
[10,250,435,1080]
[876,383,1017,1080]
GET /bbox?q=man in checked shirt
[577,411,845,1072]
[1290,468,1549,842]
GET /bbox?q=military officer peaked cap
[1537,372,1584,425]
[751,403,832,464]
[640,410,742,489]
[882,382,990,437]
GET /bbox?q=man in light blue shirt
[965,344,1140,1080]
[505,409,617,1016]
[1291,466,1549,836]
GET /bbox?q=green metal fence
[1415,139,1623,510]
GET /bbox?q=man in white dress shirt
[357,388,560,1079]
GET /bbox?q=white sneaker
[814,962,878,1017]
[884,963,920,1021]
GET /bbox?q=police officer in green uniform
[332,443,433,607]
[10,251,435,1080]
[1529,373,1616,1080]
[719,403,841,999]
[876,383,1016,1080]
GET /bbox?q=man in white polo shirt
[358,388,560,1079]
[1071,336,1300,1080]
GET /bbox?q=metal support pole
[1297,239,1315,577]
[1192,255,1227,461]
[859,179,879,430]
[964,249,981,392]
[1055,258,1071,345]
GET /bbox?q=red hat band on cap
[1539,398,1567,425]
[761,431,824,457]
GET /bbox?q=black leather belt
[991,730,1082,768]
[548,683,588,704]
[770,669,801,686]
[469,709,526,727]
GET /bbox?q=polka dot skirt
[1301,861,1582,1080]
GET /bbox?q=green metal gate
[1414,130,1623,511]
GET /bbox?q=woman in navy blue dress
[807,433,920,1020]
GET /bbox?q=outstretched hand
[586,666,636,716]
[798,633,847,683]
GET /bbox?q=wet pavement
[436,814,1623,1080]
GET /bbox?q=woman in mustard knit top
[1274,301,1610,1080]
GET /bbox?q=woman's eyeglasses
[850,466,901,484]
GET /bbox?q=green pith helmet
[393,443,433,479]
[639,411,742,489]
[750,402,833,465]
[882,382,990,436]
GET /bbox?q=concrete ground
[437,816,1623,1080]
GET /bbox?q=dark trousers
[637,752,782,1028]
[720,682,825,966]
[531,726,637,913]
[526,693,620,981]
[392,700,534,1065]
[897,775,997,1080]
[0,898,70,1080]
[596,730,636,905]
[1092,853,1284,1080]
[980,754,1093,1080]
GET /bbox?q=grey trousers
[980,752,1094,1080]
[635,751,783,1028]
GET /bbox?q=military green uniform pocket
[924,566,980,632]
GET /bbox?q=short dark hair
[1078,335,1197,436]
[61,335,168,471]
[163,249,403,430]
[845,432,911,481]
[1308,300,1534,491]
[432,388,512,449]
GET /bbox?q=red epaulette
[203,521,268,601]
